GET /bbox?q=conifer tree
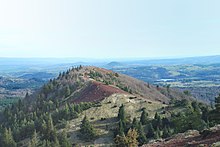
[1,128,17,147]
[80,116,96,141]
[29,130,38,147]
[140,109,148,125]
[162,126,171,138]
[155,127,160,139]
[52,137,60,147]
[154,112,162,129]
[58,130,71,147]
[215,94,220,112]
[147,123,155,138]
[64,103,70,120]
[137,122,147,145]
[65,86,71,97]
[118,119,125,136]
[132,117,139,130]
[154,112,159,120]
[43,114,57,142]
[118,104,125,122]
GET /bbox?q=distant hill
[19,72,54,80]
[106,61,125,68]
[123,55,220,66]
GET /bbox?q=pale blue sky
[0,0,220,58]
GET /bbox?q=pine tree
[43,114,57,142]
[42,140,52,147]
[52,137,60,147]
[29,130,38,147]
[64,103,70,120]
[74,104,81,113]
[155,127,161,139]
[215,94,220,112]
[80,116,96,141]
[118,120,125,136]
[147,123,155,138]
[1,128,17,147]
[58,130,71,147]
[154,112,162,129]
[154,112,159,120]
[65,86,71,97]
[140,109,148,125]
[118,104,125,122]
[69,104,78,119]
[131,117,139,129]
[208,94,220,123]
[137,122,147,145]
[162,126,171,138]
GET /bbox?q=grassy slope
[66,93,166,146]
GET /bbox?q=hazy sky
[0,0,220,58]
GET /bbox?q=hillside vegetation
[0,66,219,146]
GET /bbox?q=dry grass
[67,93,166,146]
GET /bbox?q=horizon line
[0,54,219,61]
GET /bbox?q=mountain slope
[25,66,196,145]
[30,66,194,105]
[0,66,203,147]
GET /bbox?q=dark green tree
[64,103,70,120]
[118,119,125,136]
[80,116,96,141]
[147,123,155,138]
[140,109,148,125]
[131,117,139,130]
[65,86,71,97]
[153,112,162,129]
[1,128,17,147]
[118,104,125,122]
[162,126,171,138]
[58,130,71,147]
[191,101,199,111]
[137,122,147,145]
[215,94,220,112]
[29,130,38,147]
[43,114,57,142]
[209,94,220,124]
[155,127,161,139]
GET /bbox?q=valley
[109,63,220,103]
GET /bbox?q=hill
[0,66,217,147]
[106,61,125,68]
[30,66,194,104]
[123,55,220,66]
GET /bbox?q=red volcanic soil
[73,81,127,103]
[144,129,220,147]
